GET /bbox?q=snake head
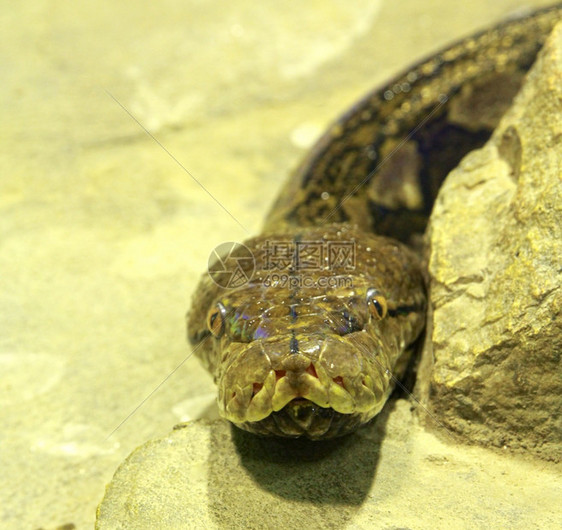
[187,227,425,439]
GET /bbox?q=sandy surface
[1,1,559,528]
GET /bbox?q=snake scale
[187,4,562,439]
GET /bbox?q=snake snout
[218,333,390,439]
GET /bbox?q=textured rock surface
[420,22,562,461]
[96,402,562,529]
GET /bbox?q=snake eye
[206,302,227,337]
[366,288,387,320]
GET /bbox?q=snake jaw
[219,345,386,430]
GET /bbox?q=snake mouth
[215,333,397,438]
[234,398,369,439]
[218,352,392,440]
[220,363,383,420]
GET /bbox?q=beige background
[0,1,556,528]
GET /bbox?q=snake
[187,4,562,440]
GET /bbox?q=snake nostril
[333,376,344,388]
[305,363,318,378]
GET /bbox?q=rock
[419,22,562,461]
[96,402,562,528]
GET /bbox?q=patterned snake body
[188,5,562,439]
